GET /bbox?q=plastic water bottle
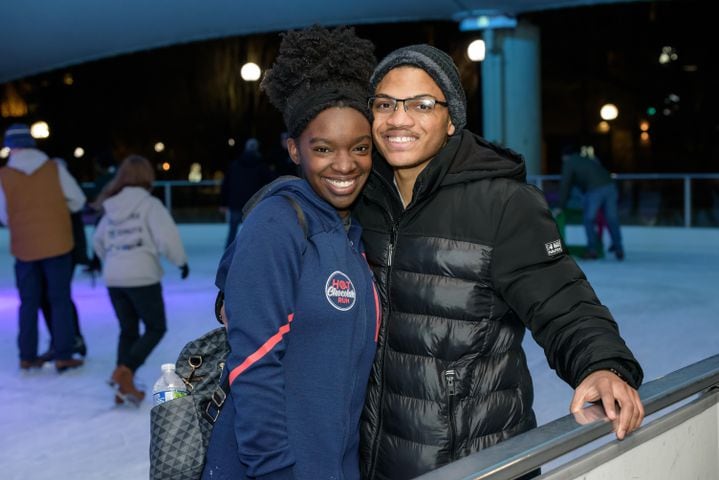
[152,363,189,406]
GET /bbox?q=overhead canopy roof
[1,0,638,83]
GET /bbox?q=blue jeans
[15,252,75,361]
[583,183,623,255]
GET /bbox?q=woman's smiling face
[288,107,372,218]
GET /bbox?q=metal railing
[81,179,225,224]
[528,173,719,228]
[81,173,719,227]
[415,354,719,480]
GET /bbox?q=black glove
[180,264,189,279]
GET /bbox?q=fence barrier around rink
[415,354,719,480]
[81,173,719,227]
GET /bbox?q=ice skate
[55,358,84,373]
[111,386,145,406]
[109,365,145,406]
[19,358,45,370]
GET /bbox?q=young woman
[92,154,189,404]
[202,26,380,480]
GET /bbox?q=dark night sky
[1,0,716,182]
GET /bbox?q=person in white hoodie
[93,154,189,404]
[0,123,86,373]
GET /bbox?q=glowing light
[599,103,618,121]
[640,132,650,145]
[0,147,9,159]
[647,107,657,116]
[467,39,486,62]
[596,121,610,133]
[73,147,84,158]
[30,121,50,139]
[188,163,202,182]
[154,142,165,153]
[580,145,595,158]
[228,138,236,147]
[161,162,171,171]
[241,62,261,81]
[63,73,74,85]
[0,83,28,117]
[658,46,678,65]
[640,120,650,132]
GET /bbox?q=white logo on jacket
[325,271,357,311]
[545,239,563,256]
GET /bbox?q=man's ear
[447,120,456,136]
[287,138,301,165]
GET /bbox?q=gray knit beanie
[370,44,467,132]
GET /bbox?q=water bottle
[152,363,189,406]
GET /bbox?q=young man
[354,45,644,480]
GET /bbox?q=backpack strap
[279,194,308,238]
[204,370,230,423]
[206,194,307,423]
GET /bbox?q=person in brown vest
[0,123,86,372]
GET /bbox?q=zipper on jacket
[445,369,457,460]
[367,216,401,480]
[365,174,403,479]
[367,225,397,480]
[386,223,398,268]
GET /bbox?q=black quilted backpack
[149,325,229,480]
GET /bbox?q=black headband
[285,85,371,138]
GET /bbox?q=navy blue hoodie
[203,179,380,480]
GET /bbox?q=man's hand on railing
[571,403,606,425]
[570,369,645,440]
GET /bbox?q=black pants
[108,283,167,372]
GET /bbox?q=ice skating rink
[1,224,717,480]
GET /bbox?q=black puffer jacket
[355,131,643,480]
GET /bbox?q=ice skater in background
[0,123,87,373]
[92,154,189,405]
[556,144,625,260]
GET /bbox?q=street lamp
[467,39,486,62]
[30,121,50,139]
[241,62,261,81]
[600,103,618,121]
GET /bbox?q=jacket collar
[367,130,526,208]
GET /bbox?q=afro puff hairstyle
[260,25,376,138]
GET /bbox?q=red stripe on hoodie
[229,313,294,385]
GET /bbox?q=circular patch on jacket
[325,271,357,311]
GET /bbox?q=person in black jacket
[219,138,274,248]
[354,44,644,480]
[556,144,624,260]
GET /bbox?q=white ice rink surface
[1,224,717,480]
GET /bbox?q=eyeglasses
[368,95,448,115]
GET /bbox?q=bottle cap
[161,363,176,371]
